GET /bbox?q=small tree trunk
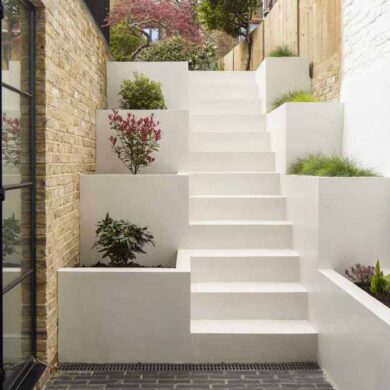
[130,29,151,60]
[245,31,253,71]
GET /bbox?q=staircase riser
[191,115,265,132]
[191,292,307,319]
[189,174,281,196]
[190,334,317,363]
[190,198,286,220]
[191,100,261,115]
[190,86,259,100]
[190,132,270,152]
[191,257,300,283]
[189,153,275,172]
[188,225,292,249]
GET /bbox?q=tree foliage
[199,0,262,38]
[106,0,201,59]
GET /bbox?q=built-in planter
[80,174,189,267]
[96,109,188,174]
[255,57,311,114]
[283,175,390,390]
[58,251,191,363]
[317,269,390,390]
[267,103,344,173]
[107,62,189,110]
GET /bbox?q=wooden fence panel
[233,40,249,71]
[264,0,298,56]
[250,24,264,70]
[299,0,341,64]
[223,50,234,71]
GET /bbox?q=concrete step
[189,152,274,172]
[190,114,265,132]
[190,99,261,115]
[190,71,256,85]
[190,84,259,100]
[190,249,299,283]
[187,172,281,196]
[191,282,307,320]
[189,131,270,152]
[188,220,292,249]
[190,195,286,221]
[190,320,317,362]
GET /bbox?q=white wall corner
[255,57,311,114]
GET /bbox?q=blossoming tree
[106,0,201,60]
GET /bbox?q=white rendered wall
[107,62,189,110]
[96,110,188,174]
[267,103,343,173]
[80,174,189,267]
[283,175,390,390]
[255,58,311,114]
[341,0,390,176]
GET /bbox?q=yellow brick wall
[30,0,109,367]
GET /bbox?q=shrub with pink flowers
[108,110,162,174]
[2,113,21,168]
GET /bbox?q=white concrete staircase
[185,71,317,362]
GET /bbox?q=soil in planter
[358,283,390,309]
[85,261,171,268]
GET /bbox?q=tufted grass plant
[271,90,318,111]
[269,45,296,57]
[288,154,378,177]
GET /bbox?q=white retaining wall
[80,174,189,267]
[96,110,188,174]
[107,62,189,110]
[341,0,390,176]
[255,57,311,114]
[283,175,390,390]
[267,103,343,173]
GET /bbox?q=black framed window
[1,0,37,388]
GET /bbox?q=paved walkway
[45,369,334,389]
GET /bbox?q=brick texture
[29,0,109,370]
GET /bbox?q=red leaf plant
[345,263,376,287]
[2,113,21,168]
[106,0,201,59]
[108,110,162,174]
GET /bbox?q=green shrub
[138,37,218,71]
[288,154,378,177]
[269,45,296,57]
[271,90,317,111]
[93,213,155,267]
[370,260,388,295]
[119,72,167,109]
[110,24,143,62]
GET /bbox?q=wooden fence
[221,0,341,101]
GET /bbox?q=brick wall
[343,0,390,80]
[30,0,109,367]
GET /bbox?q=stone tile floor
[45,369,334,389]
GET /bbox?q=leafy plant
[108,110,162,174]
[271,90,317,111]
[110,23,143,61]
[345,264,375,287]
[93,213,155,267]
[138,37,218,71]
[106,0,200,60]
[3,214,20,260]
[199,0,262,70]
[288,154,378,177]
[269,45,296,57]
[119,72,167,110]
[370,260,387,295]
[2,113,21,168]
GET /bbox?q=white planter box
[267,103,344,174]
[58,255,191,363]
[80,174,189,267]
[255,57,311,114]
[318,270,390,390]
[96,110,188,174]
[107,62,189,110]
